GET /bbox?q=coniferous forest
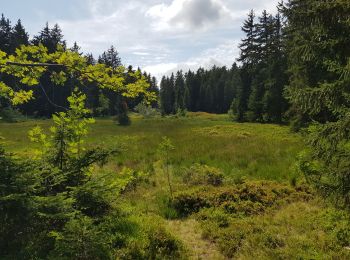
[160,9,288,123]
[1,1,350,259]
[0,16,158,120]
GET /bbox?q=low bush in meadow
[182,163,224,186]
[199,202,350,259]
[172,181,312,217]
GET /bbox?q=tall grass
[1,112,349,259]
[1,112,303,182]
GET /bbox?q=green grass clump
[116,217,187,259]
[201,202,350,259]
[146,225,187,259]
[182,163,224,186]
[172,181,312,217]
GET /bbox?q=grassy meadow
[1,112,302,181]
[1,112,349,259]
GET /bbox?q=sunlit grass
[2,112,348,259]
[0,112,303,181]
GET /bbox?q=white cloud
[144,40,240,80]
[41,0,281,80]
[146,0,233,32]
[132,52,151,56]
[144,62,179,77]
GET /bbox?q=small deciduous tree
[135,100,159,118]
[29,91,95,166]
[158,137,175,199]
[0,44,156,258]
[0,44,155,107]
[96,92,110,116]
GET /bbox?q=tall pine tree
[283,0,350,208]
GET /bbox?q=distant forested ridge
[0,15,159,118]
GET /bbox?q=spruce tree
[85,53,95,65]
[238,10,258,65]
[174,71,186,111]
[10,19,29,53]
[32,23,66,53]
[70,41,82,55]
[98,45,121,69]
[0,15,20,116]
[149,76,159,108]
[283,0,350,208]
[98,45,123,115]
[247,69,265,122]
[0,14,11,53]
[236,8,289,123]
[236,10,259,121]
[230,67,244,121]
[262,12,288,123]
[185,70,196,111]
[223,64,239,113]
[160,75,175,115]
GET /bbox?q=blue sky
[1,0,279,79]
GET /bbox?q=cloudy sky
[1,0,279,79]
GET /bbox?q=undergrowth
[2,113,349,259]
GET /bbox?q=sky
[1,0,279,80]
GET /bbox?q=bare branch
[6,61,65,67]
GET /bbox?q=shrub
[51,212,142,259]
[73,188,111,217]
[227,100,236,121]
[176,108,187,117]
[135,101,159,118]
[172,181,313,218]
[196,208,229,228]
[118,168,149,193]
[157,194,179,219]
[116,219,186,260]
[218,225,249,258]
[0,107,25,122]
[50,216,112,259]
[172,189,210,217]
[117,101,130,126]
[95,93,110,117]
[198,202,350,259]
[222,200,265,216]
[100,212,141,251]
[182,164,224,186]
[146,226,185,259]
[116,240,146,260]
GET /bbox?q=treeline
[0,14,158,118]
[160,8,288,123]
[160,65,240,114]
[160,0,350,209]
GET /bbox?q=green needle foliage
[0,89,122,258]
[282,0,350,209]
[0,44,156,258]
